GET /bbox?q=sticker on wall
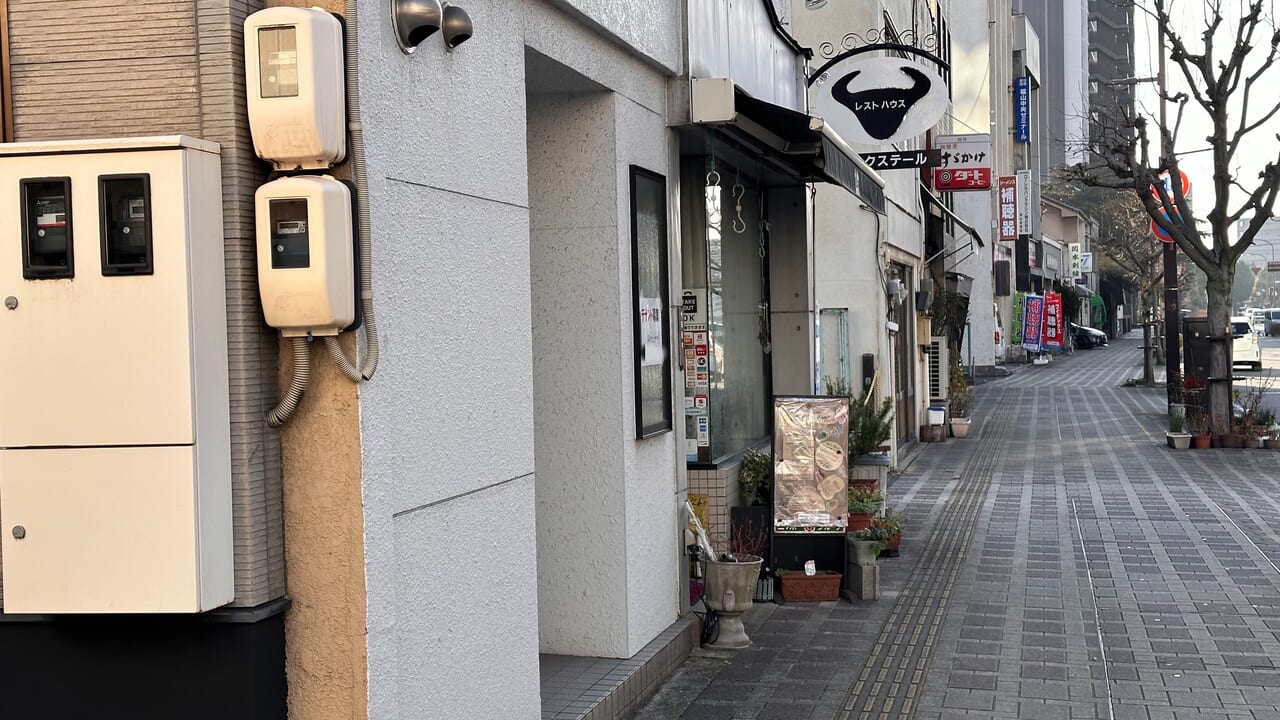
[696,416,710,447]
[694,394,708,411]
[681,289,708,332]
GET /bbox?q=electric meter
[255,175,355,337]
[245,7,346,170]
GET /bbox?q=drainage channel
[837,389,1018,720]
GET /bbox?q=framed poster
[630,166,672,438]
[772,396,850,533]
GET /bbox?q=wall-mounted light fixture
[441,4,473,49]
[392,0,472,54]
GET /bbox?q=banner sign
[858,149,943,171]
[1015,169,1033,235]
[1014,77,1031,143]
[998,176,1018,241]
[1043,293,1063,349]
[810,56,951,146]
[773,397,850,534]
[1011,292,1026,345]
[1022,294,1045,352]
[933,134,993,191]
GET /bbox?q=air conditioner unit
[927,336,949,402]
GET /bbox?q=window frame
[0,0,11,142]
[629,165,673,439]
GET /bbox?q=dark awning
[690,79,883,204]
[920,183,985,248]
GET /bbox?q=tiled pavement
[629,335,1280,720]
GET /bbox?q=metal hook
[705,170,720,187]
[732,184,746,234]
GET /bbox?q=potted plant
[726,514,773,602]
[850,525,889,566]
[1183,377,1212,448]
[847,484,884,532]
[703,547,764,648]
[735,448,771,507]
[842,380,894,486]
[776,568,842,602]
[872,509,905,556]
[1166,412,1191,449]
[948,362,975,438]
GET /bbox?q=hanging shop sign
[998,176,1018,241]
[1069,243,1082,278]
[933,134,992,191]
[773,396,850,534]
[809,55,950,147]
[1014,77,1031,143]
[858,149,942,171]
[1015,169,1033,234]
[1022,294,1045,352]
[1080,253,1094,273]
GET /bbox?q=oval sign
[811,56,950,147]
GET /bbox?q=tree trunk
[1205,270,1234,435]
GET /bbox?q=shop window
[1,0,11,142]
[630,166,672,438]
[696,165,769,461]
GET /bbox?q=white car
[1231,317,1263,370]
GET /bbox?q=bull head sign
[811,56,950,147]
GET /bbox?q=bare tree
[1066,0,1280,434]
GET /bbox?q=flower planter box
[851,455,890,485]
[1192,434,1212,449]
[1166,432,1191,449]
[778,571,842,603]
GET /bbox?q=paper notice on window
[639,297,664,367]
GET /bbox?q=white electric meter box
[0,136,234,614]
[255,175,355,337]
[245,6,346,170]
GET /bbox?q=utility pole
[1158,23,1183,409]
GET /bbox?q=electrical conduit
[268,337,313,427]
[345,0,379,380]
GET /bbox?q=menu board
[772,397,850,534]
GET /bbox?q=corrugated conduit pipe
[268,337,312,427]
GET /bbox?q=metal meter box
[245,7,347,170]
[0,136,233,613]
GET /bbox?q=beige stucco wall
[268,2,368,720]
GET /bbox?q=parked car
[1264,308,1280,337]
[1070,323,1108,349]
[1231,316,1263,370]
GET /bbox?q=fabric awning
[690,79,883,200]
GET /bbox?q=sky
[1131,0,1280,254]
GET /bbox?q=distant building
[1087,0,1136,158]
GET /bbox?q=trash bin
[927,406,945,425]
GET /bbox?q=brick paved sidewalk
[631,335,1280,720]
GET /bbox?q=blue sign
[1015,77,1030,143]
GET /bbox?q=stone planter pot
[851,455,890,486]
[704,555,763,649]
[850,540,881,566]
[950,417,971,438]
[1166,432,1191,449]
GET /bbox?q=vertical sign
[1069,243,1082,279]
[1014,77,1031,143]
[1022,294,1045,352]
[1013,288,1024,345]
[1043,293,1063,349]
[1015,169,1033,235]
[681,289,709,461]
[998,176,1018,241]
[773,397,850,534]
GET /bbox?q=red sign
[1043,293,1063,348]
[998,176,1018,241]
[932,134,993,191]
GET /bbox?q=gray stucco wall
[357,0,679,716]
